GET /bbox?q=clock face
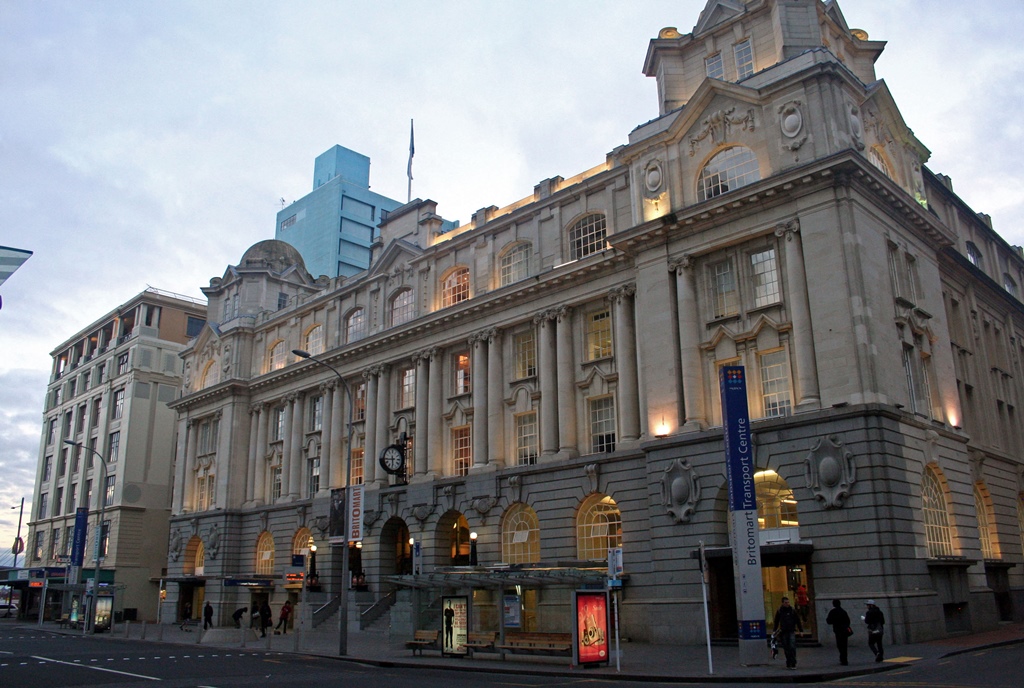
[379,444,405,474]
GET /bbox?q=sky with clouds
[1,0,1022,565]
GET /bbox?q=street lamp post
[64,440,109,634]
[10,498,24,569]
[293,349,354,656]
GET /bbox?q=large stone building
[163,0,1024,645]
[21,288,206,624]
[275,145,406,280]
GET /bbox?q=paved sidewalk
[6,615,1024,683]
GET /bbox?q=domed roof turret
[239,240,306,274]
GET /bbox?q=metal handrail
[311,596,339,629]
[359,589,396,630]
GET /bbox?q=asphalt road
[1,627,1020,688]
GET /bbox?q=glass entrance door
[762,564,814,639]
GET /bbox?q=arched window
[965,242,983,269]
[269,341,286,371]
[305,325,324,356]
[577,493,621,560]
[345,308,366,343]
[255,531,275,576]
[697,146,760,201]
[754,470,799,529]
[441,267,470,308]
[390,289,415,327]
[569,214,607,260]
[200,360,219,389]
[974,484,996,560]
[868,146,893,180]
[501,503,540,564]
[500,243,531,286]
[922,466,954,557]
[194,540,206,577]
[1003,274,1019,299]
[293,528,312,557]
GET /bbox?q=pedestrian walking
[275,600,292,634]
[259,602,272,637]
[864,600,885,662]
[825,599,852,665]
[231,606,248,629]
[203,601,214,630]
[772,596,803,669]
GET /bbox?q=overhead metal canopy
[383,565,615,590]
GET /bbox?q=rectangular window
[196,474,207,511]
[43,455,52,482]
[69,483,77,512]
[513,330,537,379]
[271,466,283,500]
[750,248,780,307]
[85,480,92,509]
[759,349,792,418]
[272,407,285,441]
[711,259,739,318]
[500,244,530,286]
[59,447,68,476]
[454,352,471,395]
[91,398,101,427]
[399,367,416,409]
[515,412,538,466]
[351,436,365,485]
[309,395,323,431]
[99,520,110,560]
[34,531,44,561]
[53,387,63,408]
[96,363,106,384]
[452,426,472,476]
[76,403,87,433]
[734,39,754,79]
[586,309,613,361]
[55,487,63,515]
[589,396,617,453]
[38,493,48,520]
[68,379,77,399]
[82,372,90,390]
[308,457,321,495]
[705,52,724,79]
[108,431,120,462]
[64,526,74,557]
[346,309,366,343]
[111,388,125,419]
[277,292,288,310]
[206,472,215,509]
[63,410,73,436]
[88,437,97,465]
[50,528,61,560]
[354,383,366,421]
[48,418,58,444]
[117,353,129,375]
[104,474,116,507]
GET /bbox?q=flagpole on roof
[407,119,415,203]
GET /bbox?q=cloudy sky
[1,0,1022,564]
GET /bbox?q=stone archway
[434,510,470,567]
[379,517,411,586]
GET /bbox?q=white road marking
[32,655,161,681]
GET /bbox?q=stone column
[253,403,268,504]
[414,351,430,477]
[427,349,443,477]
[214,407,230,509]
[363,368,379,485]
[487,329,505,468]
[536,311,558,459]
[280,397,293,499]
[610,285,641,443]
[672,256,706,431]
[374,365,391,485]
[555,306,578,457]
[289,393,306,499]
[172,417,190,513]
[320,383,334,495]
[775,220,820,410]
[246,405,260,504]
[330,380,345,488]
[182,418,199,511]
[471,331,489,469]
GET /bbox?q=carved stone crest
[168,528,183,562]
[205,523,221,560]
[411,503,435,526]
[805,435,856,508]
[778,100,807,151]
[507,475,523,504]
[689,107,756,156]
[661,459,700,523]
[471,496,498,524]
[584,464,600,494]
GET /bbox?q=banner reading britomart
[720,366,767,665]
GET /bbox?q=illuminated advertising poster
[573,590,609,666]
[719,365,767,665]
[441,595,469,656]
[502,594,521,628]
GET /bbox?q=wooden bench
[495,631,572,656]
[461,631,498,654]
[57,614,72,629]
[406,629,440,656]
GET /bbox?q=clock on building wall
[379,443,406,475]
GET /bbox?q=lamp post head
[63,439,80,447]
[292,349,311,359]
[469,532,478,541]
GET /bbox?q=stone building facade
[163,0,1024,644]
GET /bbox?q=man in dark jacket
[864,600,885,662]
[259,602,272,637]
[825,599,851,665]
[773,596,803,669]
[203,601,214,630]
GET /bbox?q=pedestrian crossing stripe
[884,656,922,662]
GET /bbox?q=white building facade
[163,0,1024,644]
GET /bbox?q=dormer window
[500,243,531,287]
[305,325,324,356]
[697,146,760,202]
[868,147,893,180]
[345,308,365,343]
[390,289,415,327]
[705,52,724,80]
[734,39,754,79]
[441,267,470,308]
[569,213,607,260]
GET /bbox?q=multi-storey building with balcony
[163,0,1024,645]
[24,288,206,623]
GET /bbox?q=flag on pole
[407,119,415,181]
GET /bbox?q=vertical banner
[719,366,767,665]
[573,590,610,666]
[441,595,468,656]
[502,593,521,628]
[329,488,346,541]
[71,507,88,567]
[348,484,364,543]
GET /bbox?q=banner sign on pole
[573,590,610,666]
[719,365,767,665]
[348,484,364,543]
[71,507,88,567]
